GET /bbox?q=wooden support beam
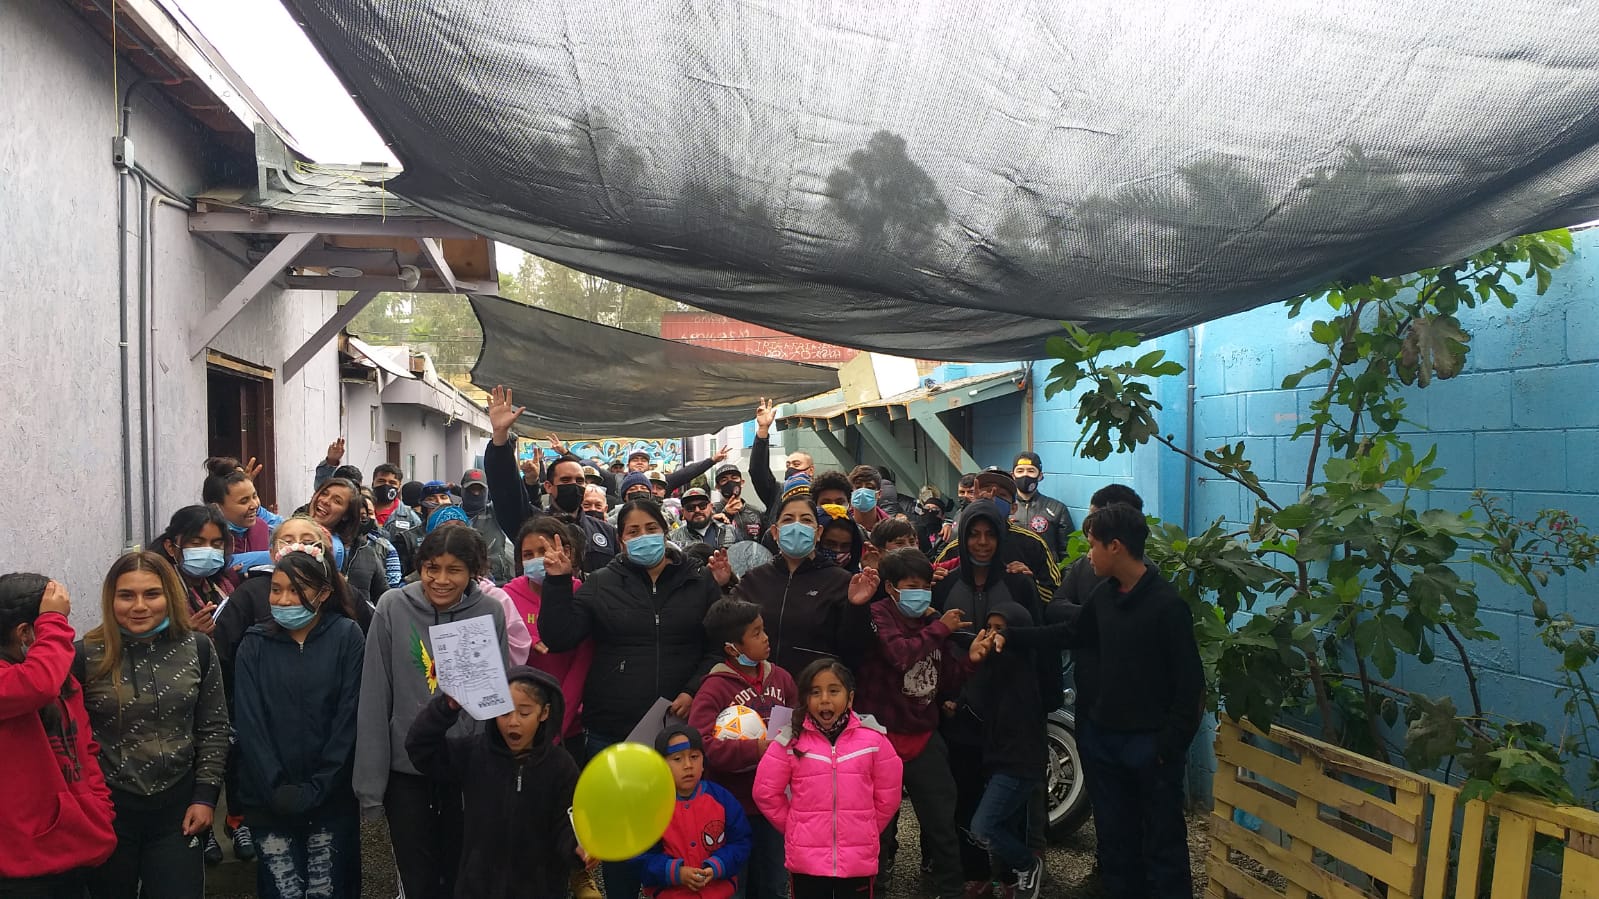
[189,210,480,239]
[418,237,458,292]
[855,416,923,486]
[813,429,852,467]
[189,231,317,359]
[281,289,380,382]
[913,408,978,475]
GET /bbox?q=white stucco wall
[0,2,340,625]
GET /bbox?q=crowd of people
[0,389,1203,899]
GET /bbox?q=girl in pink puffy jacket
[753,658,904,898]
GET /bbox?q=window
[432,454,440,480]
[369,405,380,441]
[406,454,416,481]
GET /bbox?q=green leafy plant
[1044,228,1596,806]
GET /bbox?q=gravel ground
[206,805,1211,898]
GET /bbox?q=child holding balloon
[688,599,797,899]
[404,665,584,898]
[753,658,903,899]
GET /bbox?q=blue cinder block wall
[1024,230,1599,758]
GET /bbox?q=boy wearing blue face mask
[854,548,976,899]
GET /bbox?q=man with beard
[481,385,620,574]
[668,487,738,550]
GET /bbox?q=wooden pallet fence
[1207,719,1599,899]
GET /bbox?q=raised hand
[708,549,733,587]
[847,567,881,606]
[969,627,1001,662]
[755,397,775,437]
[547,433,567,455]
[860,543,882,571]
[240,456,264,480]
[520,458,541,484]
[324,437,346,466]
[544,537,573,577]
[711,445,731,463]
[487,385,527,444]
[39,581,70,618]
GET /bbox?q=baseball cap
[460,469,488,490]
[421,480,452,498]
[581,465,603,482]
[1013,451,1043,471]
[628,449,651,462]
[654,724,704,757]
[714,461,742,479]
[682,487,711,504]
[646,468,667,486]
[975,467,1016,492]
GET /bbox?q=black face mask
[552,482,584,513]
[462,491,488,515]
[584,509,606,521]
[784,467,802,480]
[921,509,943,522]
[1015,475,1040,495]
[718,481,741,498]
[373,484,400,505]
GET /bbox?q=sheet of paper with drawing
[429,617,514,721]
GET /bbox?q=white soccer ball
[713,705,767,741]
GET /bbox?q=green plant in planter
[1044,228,1598,804]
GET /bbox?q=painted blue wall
[1024,230,1599,753]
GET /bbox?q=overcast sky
[168,0,527,272]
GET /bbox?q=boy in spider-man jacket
[633,725,752,899]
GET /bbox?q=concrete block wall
[1026,231,1599,752]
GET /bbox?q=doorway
[208,357,276,512]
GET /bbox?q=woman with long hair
[78,552,229,899]
[204,458,269,587]
[0,574,116,897]
[307,477,398,606]
[152,505,233,637]
[233,542,365,898]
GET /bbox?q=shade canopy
[288,0,1599,360]
[468,295,838,436]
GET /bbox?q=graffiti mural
[517,437,683,469]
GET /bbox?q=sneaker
[1014,857,1043,899]
[232,824,257,861]
[203,832,223,866]
[569,869,602,899]
[961,880,993,899]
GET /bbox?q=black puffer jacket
[537,549,722,738]
[733,555,872,677]
[405,669,579,898]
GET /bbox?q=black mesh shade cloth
[467,294,838,436]
[287,0,1599,360]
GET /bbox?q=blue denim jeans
[586,731,644,899]
[253,815,360,899]
[969,772,1040,876]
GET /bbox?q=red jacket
[688,661,798,816]
[0,612,115,878]
[855,598,974,751]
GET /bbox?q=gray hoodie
[353,580,508,811]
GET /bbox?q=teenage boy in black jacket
[993,503,1204,899]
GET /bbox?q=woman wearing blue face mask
[536,498,724,899]
[154,505,233,638]
[78,551,229,899]
[733,491,880,679]
[233,544,366,899]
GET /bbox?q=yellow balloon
[572,741,675,861]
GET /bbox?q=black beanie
[400,481,424,508]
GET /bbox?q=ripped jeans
[252,815,360,899]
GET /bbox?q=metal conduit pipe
[146,190,192,535]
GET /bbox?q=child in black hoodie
[406,666,584,899]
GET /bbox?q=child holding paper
[405,666,584,898]
[354,527,510,899]
[688,599,797,898]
